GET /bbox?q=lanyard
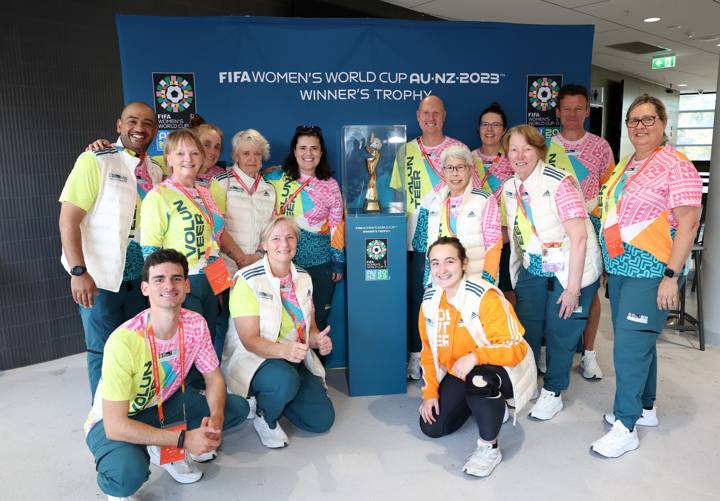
[232,169,262,196]
[479,153,502,189]
[604,147,661,214]
[172,182,215,258]
[281,276,306,343]
[417,137,448,187]
[280,177,313,215]
[145,317,186,428]
[444,196,458,238]
[514,180,541,241]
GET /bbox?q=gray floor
[3,294,719,501]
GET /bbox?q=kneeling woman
[418,237,536,477]
[223,216,334,448]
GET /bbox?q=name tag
[627,313,649,324]
[258,291,273,300]
[541,242,565,273]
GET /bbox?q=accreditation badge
[205,258,233,295]
[541,242,565,273]
[603,223,624,258]
[160,422,187,465]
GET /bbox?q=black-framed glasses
[626,116,657,128]
[480,121,504,129]
[295,124,322,134]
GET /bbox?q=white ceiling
[384,0,720,94]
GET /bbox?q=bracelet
[177,429,186,449]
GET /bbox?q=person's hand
[184,422,221,456]
[557,289,580,319]
[450,352,478,381]
[246,252,263,266]
[419,398,439,424]
[331,272,343,282]
[71,273,99,308]
[85,139,112,152]
[203,415,223,442]
[284,341,309,363]
[657,277,679,310]
[310,326,333,356]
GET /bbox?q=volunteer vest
[421,278,537,418]
[61,148,162,292]
[503,161,602,289]
[214,165,276,275]
[222,256,325,397]
[425,184,492,280]
[546,135,598,214]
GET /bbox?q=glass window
[677,128,713,145]
[676,145,712,161]
[679,93,716,111]
[678,111,714,128]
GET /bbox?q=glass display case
[341,125,406,216]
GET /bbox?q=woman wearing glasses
[412,144,502,287]
[590,95,702,458]
[501,125,602,421]
[265,126,345,332]
[471,102,516,302]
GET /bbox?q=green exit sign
[652,55,676,69]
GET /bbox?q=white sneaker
[604,407,658,427]
[189,449,217,463]
[462,440,502,477]
[108,496,137,501]
[147,445,203,484]
[246,396,257,420]
[580,350,603,380]
[253,414,289,448]
[529,388,563,420]
[502,403,509,424]
[537,346,547,374]
[407,352,422,380]
[591,420,639,458]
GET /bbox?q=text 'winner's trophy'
[363,133,382,213]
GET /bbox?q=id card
[603,223,624,258]
[160,422,187,465]
[205,258,233,295]
[541,242,565,273]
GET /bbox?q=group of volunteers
[58,82,701,498]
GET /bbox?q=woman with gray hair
[223,216,334,448]
[412,144,502,286]
[210,129,276,356]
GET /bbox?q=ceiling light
[677,84,688,87]
[643,17,661,23]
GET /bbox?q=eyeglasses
[626,116,657,128]
[295,125,322,134]
[443,164,469,173]
[480,122,504,129]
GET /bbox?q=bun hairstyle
[477,102,507,129]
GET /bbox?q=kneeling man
[85,249,249,500]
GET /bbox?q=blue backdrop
[116,15,594,367]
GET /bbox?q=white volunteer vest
[421,278,537,419]
[502,161,602,289]
[215,165,276,275]
[222,256,325,397]
[61,147,162,292]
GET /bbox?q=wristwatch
[70,265,88,277]
[663,267,677,279]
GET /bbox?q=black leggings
[419,365,513,441]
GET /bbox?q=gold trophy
[363,133,383,213]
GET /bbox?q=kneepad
[465,367,502,398]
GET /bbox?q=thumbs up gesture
[310,325,333,356]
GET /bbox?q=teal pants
[79,279,147,400]
[184,274,220,387]
[86,388,248,497]
[514,267,599,393]
[250,359,334,433]
[305,262,337,331]
[607,275,669,429]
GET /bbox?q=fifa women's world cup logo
[363,133,383,213]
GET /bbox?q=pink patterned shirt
[554,177,588,221]
[616,145,702,229]
[554,132,615,202]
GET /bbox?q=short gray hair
[260,216,300,247]
[440,144,473,168]
[232,129,270,161]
